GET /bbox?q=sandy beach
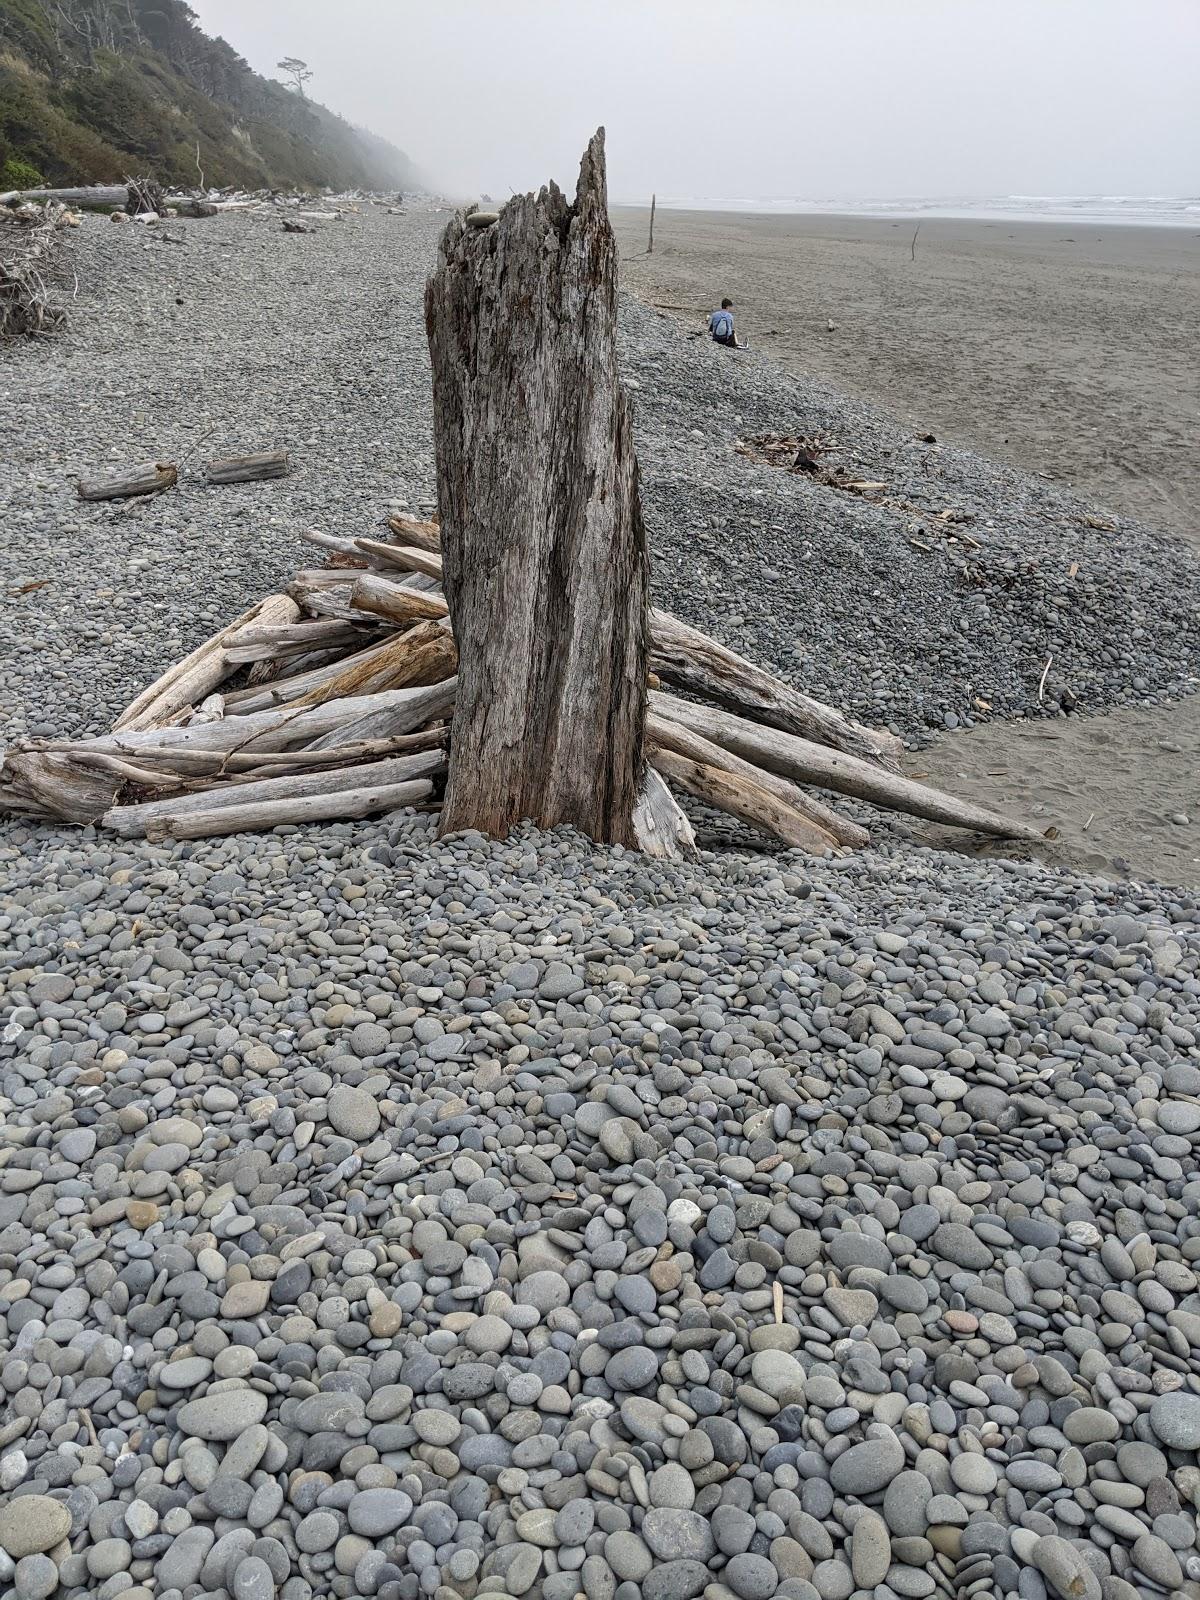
[613,208,1200,546]
[614,206,1200,886]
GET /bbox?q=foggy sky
[189,0,1200,202]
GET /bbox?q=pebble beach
[2,204,1200,1600]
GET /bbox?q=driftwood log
[650,693,1043,841]
[1,185,127,207]
[425,127,649,844]
[77,462,177,502]
[206,450,289,484]
[104,750,445,839]
[138,778,434,841]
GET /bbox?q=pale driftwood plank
[426,129,649,844]
[304,679,456,752]
[632,767,698,860]
[386,514,442,552]
[350,573,450,626]
[651,693,1042,840]
[354,540,445,579]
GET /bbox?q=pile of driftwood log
[0,511,1036,851]
[1,132,1037,858]
[0,200,76,338]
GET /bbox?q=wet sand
[613,207,1200,886]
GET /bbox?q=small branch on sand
[910,222,921,262]
[1038,654,1053,701]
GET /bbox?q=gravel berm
[1,207,1199,1600]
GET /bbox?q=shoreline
[619,201,1200,229]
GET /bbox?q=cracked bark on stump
[424,127,649,844]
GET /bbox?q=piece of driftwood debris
[355,540,444,579]
[350,573,450,627]
[651,693,1043,840]
[77,462,177,502]
[177,200,218,218]
[223,618,365,664]
[426,127,649,844]
[206,450,288,484]
[293,620,457,706]
[632,767,697,860]
[386,514,442,552]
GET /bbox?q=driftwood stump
[425,128,649,844]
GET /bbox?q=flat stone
[640,1508,715,1563]
[346,1489,414,1537]
[177,1388,268,1442]
[0,1496,72,1558]
[830,1432,905,1495]
[327,1085,381,1140]
[1149,1391,1200,1450]
[1031,1535,1102,1600]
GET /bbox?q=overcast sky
[190,0,1199,202]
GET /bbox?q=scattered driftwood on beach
[74,449,288,500]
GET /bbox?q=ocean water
[644,195,1200,228]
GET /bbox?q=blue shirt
[709,308,734,339]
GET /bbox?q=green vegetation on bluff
[0,0,420,193]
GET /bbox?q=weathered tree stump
[425,128,649,844]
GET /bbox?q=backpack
[711,310,732,339]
